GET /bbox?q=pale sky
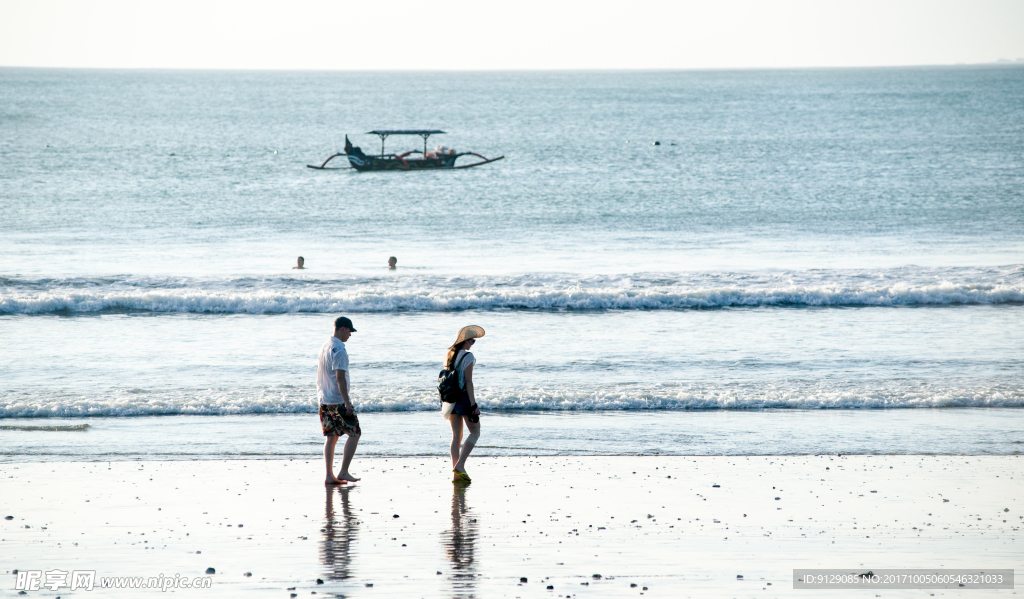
[1,0,1023,70]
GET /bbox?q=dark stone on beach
[775,497,780,500]
[520,577,528,583]
[643,586,648,590]
[438,572,443,575]
[737,575,743,579]
[196,551,201,554]
[393,514,399,518]
[630,583,638,587]
[316,578,323,584]
[546,585,554,589]
[712,484,720,487]
[287,587,295,590]
[653,141,661,146]
[237,524,243,527]
[365,583,373,587]
[205,567,215,574]
[290,594,297,598]
[581,581,589,585]
[4,516,12,520]
[1005,508,1010,512]
[593,574,602,579]
[244,572,252,577]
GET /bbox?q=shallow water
[1,409,1022,462]
[2,306,1022,417]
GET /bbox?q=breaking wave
[2,382,1022,418]
[2,266,1022,314]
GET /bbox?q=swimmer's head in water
[296,256,305,267]
[388,256,397,269]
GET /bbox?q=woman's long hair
[446,340,469,370]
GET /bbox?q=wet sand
[2,456,1021,597]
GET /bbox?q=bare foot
[325,476,346,485]
[338,472,361,482]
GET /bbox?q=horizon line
[2,61,1024,74]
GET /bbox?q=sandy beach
[3,455,1021,597]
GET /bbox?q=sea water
[1,67,1022,460]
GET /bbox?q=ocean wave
[2,267,1022,314]
[2,383,1021,418]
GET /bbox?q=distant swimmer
[438,325,485,483]
[317,316,361,485]
[388,256,397,270]
[293,256,307,270]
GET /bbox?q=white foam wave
[2,267,1021,314]
[2,383,1021,418]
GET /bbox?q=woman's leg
[454,417,480,473]
[449,415,464,468]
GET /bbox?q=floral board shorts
[319,404,361,437]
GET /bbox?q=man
[293,256,306,269]
[317,316,361,484]
[388,256,397,270]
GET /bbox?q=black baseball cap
[334,316,357,332]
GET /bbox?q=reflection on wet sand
[443,484,479,598]
[320,485,358,583]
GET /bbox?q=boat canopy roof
[367,129,446,136]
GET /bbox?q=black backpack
[438,352,470,403]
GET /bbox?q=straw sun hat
[450,325,486,349]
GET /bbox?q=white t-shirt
[317,337,350,405]
[452,350,476,389]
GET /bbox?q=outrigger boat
[307,130,504,171]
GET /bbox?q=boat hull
[347,154,459,171]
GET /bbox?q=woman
[443,325,485,482]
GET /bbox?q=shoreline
[4,455,1021,597]
[2,409,1023,463]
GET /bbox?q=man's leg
[454,418,480,473]
[324,435,343,485]
[338,433,361,482]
